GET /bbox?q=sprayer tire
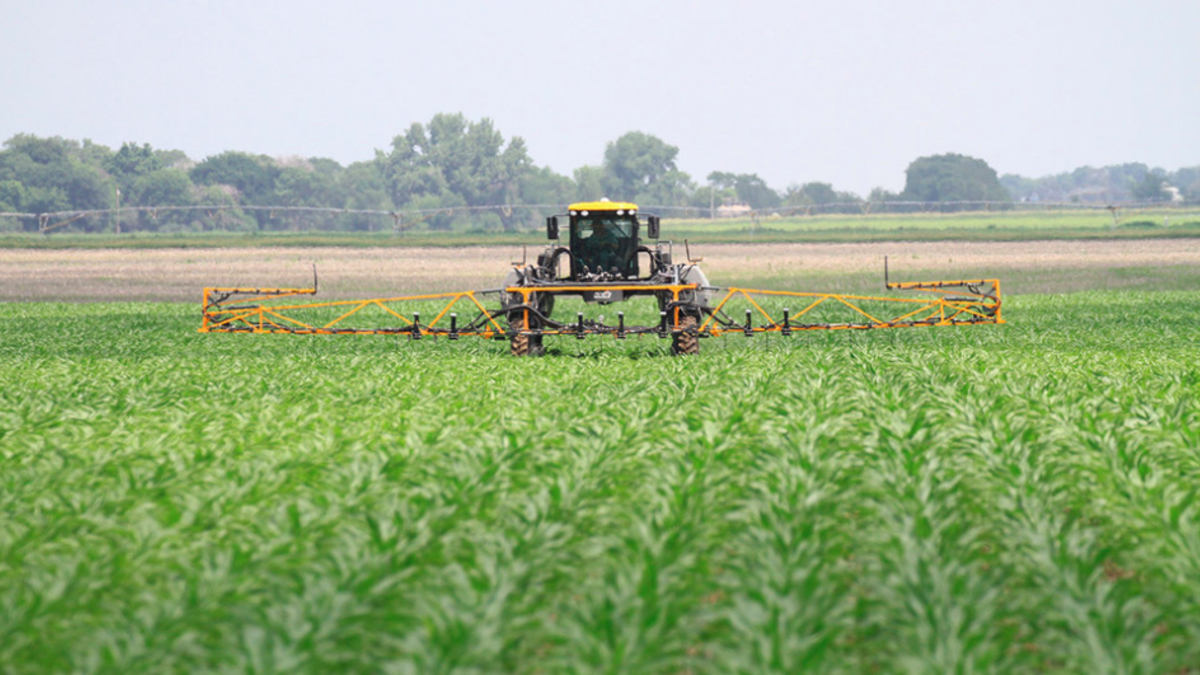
[671,315,699,356]
[511,330,531,357]
[509,317,544,357]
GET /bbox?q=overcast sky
[3,0,1197,195]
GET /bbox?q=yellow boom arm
[200,278,1002,340]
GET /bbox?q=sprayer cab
[546,201,660,280]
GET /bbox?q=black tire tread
[511,329,532,357]
[672,315,699,356]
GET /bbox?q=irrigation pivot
[200,200,1004,355]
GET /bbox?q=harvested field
[2,239,1199,301]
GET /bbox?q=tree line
[1001,163,1199,204]
[0,113,1195,234]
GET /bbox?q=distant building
[716,201,752,218]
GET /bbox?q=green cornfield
[1,292,1198,674]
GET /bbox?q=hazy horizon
[3,1,1197,195]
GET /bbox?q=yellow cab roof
[568,200,638,212]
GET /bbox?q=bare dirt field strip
[1,239,1198,302]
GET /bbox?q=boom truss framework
[201,278,1003,341]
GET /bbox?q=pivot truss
[200,278,1003,341]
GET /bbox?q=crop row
[0,292,1197,673]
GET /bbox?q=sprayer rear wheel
[511,330,531,357]
[509,317,543,357]
[671,315,699,356]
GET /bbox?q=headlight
[581,210,589,216]
[616,210,624,216]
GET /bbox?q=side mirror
[647,215,660,239]
[547,216,559,240]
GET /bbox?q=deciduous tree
[601,132,693,206]
[707,171,781,209]
[901,154,1010,202]
[1131,171,1168,202]
[380,113,532,230]
[190,151,279,203]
